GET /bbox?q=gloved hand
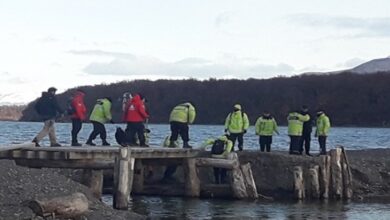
[243,129,247,134]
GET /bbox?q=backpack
[66,97,76,116]
[34,97,44,115]
[211,139,225,154]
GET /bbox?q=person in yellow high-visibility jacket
[287,110,309,154]
[255,111,279,152]
[315,110,331,155]
[224,104,249,151]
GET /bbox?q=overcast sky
[1,0,390,104]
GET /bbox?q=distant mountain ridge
[350,57,390,74]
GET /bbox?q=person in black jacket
[299,105,313,156]
[32,87,63,147]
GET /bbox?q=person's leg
[319,136,327,154]
[86,121,100,145]
[71,119,82,145]
[259,136,265,152]
[213,168,221,184]
[228,133,238,151]
[34,120,51,144]
[169,122,180,144]
[237,133,244,151]
[220,168,227,183]
[298,136,304,154]
[304,135,311,155]
[126,122,137,146]
[266,136,272,152]
[179,123,191,148]
[47,120,59,146]
[136,122,146,146]
[98,123,109,145]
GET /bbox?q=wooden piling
[319,155,331,199]
[293,166,305,199]
[308,165,320,199]
[184,158,200,197]
[341,147,353,199]
[330,148,343,199]
[81,169,103,199]
[240,163,258,199]
[228,153,248,199]
[113,147,134,210]
[133,159,144,194]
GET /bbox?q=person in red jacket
[70,89,87,146]
[124,94,149,146]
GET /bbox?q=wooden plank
[319,155,331,199]
[184,158,200,197]
[240,163,258,199]
[14,159,114,169]
[293,166,305,200]
[113,147,132,210]
[195,158,239,169]
[341,147,353,199]
[330,148,343,199]
[308,165,320,199]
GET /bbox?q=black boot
[183,142,193,149]
[102,140,110,146]
[32,138,40,147]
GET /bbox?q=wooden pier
[0,144,258,210]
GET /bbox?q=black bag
[34,98,44,115]
[115,127,127,147]
[66,98,76,116]
[211,139,225,154]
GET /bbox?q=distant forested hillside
[0,105,25,121]
[20,72,390,126]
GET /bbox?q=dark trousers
[319,136,327,154]
[213,168,227,184]
[228,132,244,151]
[71,119,82,144]
[87,121,107,143]
[289,136,302,154]
[259,135,272,152]
[126,122,146,146]
[299,133,311,154]
[164,165,177,179]
[170,121,189,142]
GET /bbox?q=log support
[293,166,305,199]
[113,147,134,210]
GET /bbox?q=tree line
[20,71,390,127]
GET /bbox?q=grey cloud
[83,55,295,79]
[69,50,136,60]
[289,14,390,37]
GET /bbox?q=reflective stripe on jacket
[287,112,309,136]
[169,103,196,124]
[224,111,249,134]
[89,98,112,124]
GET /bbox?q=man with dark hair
[299,105,313,156]
[32,87,63,147]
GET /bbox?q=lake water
[1,121,390,219]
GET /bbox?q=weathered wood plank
[308,165,320,199]
[240,163,258,199]
[113,147,132,210]
[133,159,144,194]
[14,159,114,169]
[341,147,353,199]
[319,155,331,199]
[184,158,200,197]
[293,166,305,199]
[195,158,239,169]
[330,148,343,199]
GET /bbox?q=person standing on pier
[299,105,313,156]
[255,111,279,152]
[287,110,310,154]
[224,104,250,151]
[315,110,331,155]
[86,97,113,146]
[168,102,196,148]
[69,89,87,146]
[123,94,149,146]
[32,87,63,147]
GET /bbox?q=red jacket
[124,94,149,122]
[71,91,87,120]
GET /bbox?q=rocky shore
[0,160,145,220]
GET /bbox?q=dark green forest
[20,72,390,126]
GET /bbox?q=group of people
[31,87,331,157]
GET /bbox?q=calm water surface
[1,121,390,219]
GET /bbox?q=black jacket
[301,112,312,135]
[35,92,63,120]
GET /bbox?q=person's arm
[188,105,196,124]
[324,117,331,136]
[224,114,231,130]
[255,118,261,135]
[103,100,112,121]
[273,119,279,135]
[243,113,250,130]
[138,103,149,119]
[299,113,310,122]
[222,140,233,157]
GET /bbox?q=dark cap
[48,87,57,93]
